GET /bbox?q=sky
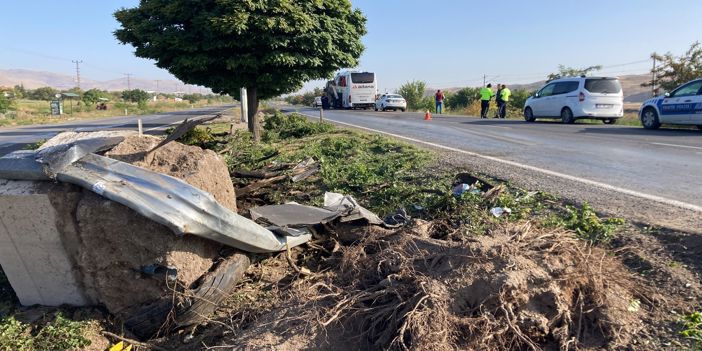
[1,0,701,93]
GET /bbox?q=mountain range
[1,68,653,102]
[0,69,211,94]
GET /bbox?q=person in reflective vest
[479,84,493,119]
[499,84,511,118]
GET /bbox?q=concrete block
[0,179,90,306]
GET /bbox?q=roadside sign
[50,100,63,116]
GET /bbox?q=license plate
[596,104,613,109]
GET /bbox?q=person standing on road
[479,84,493,118]
[494,84,503,118]
[499,84,511,118]
[435,90,445,114]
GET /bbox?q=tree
[643,41,702,93]
[0,93,13,114]
[82,89,109,105]
[28,87,59,101]
[445,87,480,110]
[508,89,534,111]
[122,89,150,103]
[182,93,203,103]
[547,64,602,81]
[13,85,26,99]
[396,80,427,111]
[114,0,367,141]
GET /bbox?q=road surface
[0,105,235,156]
[290,107,702,231]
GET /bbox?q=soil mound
[219,222,644,350]
[106,135,237,211]
[48,135,242,337]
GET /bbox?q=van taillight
[578,92,585,102]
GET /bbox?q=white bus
[325,71,377,109]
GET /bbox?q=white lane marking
[651,142,702,151]
[311,115,702,213]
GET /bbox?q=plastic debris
[490,207,512,217]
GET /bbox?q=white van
[523,77,624,124]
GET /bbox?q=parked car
[523,76,624,124]
[375,94,407,112]
[312,96,323,108]
[639,78,702,130]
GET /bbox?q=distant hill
[0,68,210,93]
[428,74,653,103]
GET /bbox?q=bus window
[351,73,374,83]
[339,76,347,87]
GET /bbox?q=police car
[639,78,702,130]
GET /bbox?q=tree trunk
[246,87,260,142]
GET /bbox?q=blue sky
[1,0,700,93]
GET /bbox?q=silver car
[375,94,407,112]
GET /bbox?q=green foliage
[0,313,90,351]
[263,112,334,141]
[645,41,702,92]
[121,89,150,103]
[114,0,367,112]
[508,89,533,110]
[285,87,324,106]
[0,316,31,351]
[182,93,204,103]
[552,203,624,243]
[27,87,58,101]
[396,80,427,111]
[0,94,12,114]
[547,64,602,81]
[445,87,480,110]
[680,311,702,348]
[82,89,109,105]
[165,125,216,148]
[13,85,26,99]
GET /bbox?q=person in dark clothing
[321,95,330,110]
[434,90,445,114]
[494,84,503,118]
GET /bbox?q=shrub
[263,112,334,141]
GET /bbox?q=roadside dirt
[433,150,702,235]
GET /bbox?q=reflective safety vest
[500,88,511,102]
[480,87,493,101]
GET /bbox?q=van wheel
[641,107,661,130]
[374,107,378,111]
[524,107,535,122]
[602,118,617,125]
[560,108,575,124]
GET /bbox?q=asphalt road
[290,106,702,230]
[0,105,235,156]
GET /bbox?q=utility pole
[124,73,132,90]
[155,80,160,93]
[651,54,657,97]
[483,74,486,87]
[72,60,83,89]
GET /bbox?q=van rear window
[585,78,621,94]
[351,73,375,84]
